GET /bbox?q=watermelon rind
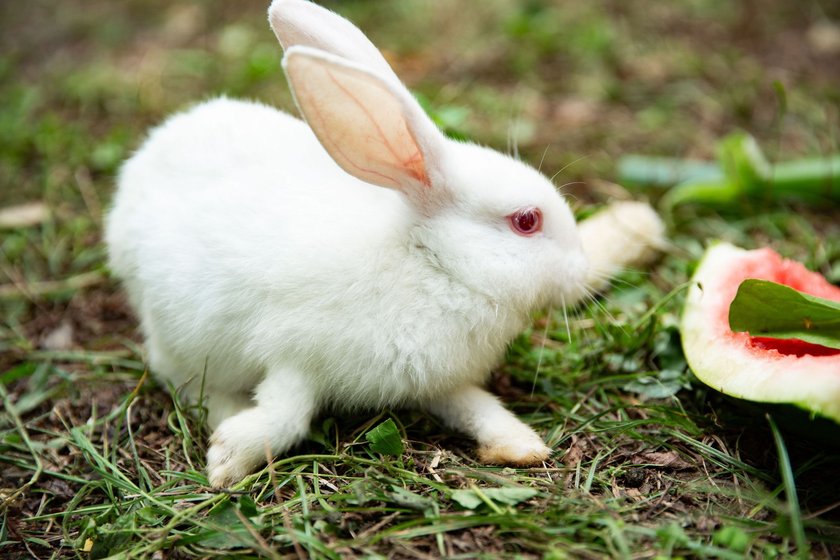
[681,242,840,425]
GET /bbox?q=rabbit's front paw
[207,436,258,488]
[206,414,269,488]
[204,396,313,488]
[477,433,551,466]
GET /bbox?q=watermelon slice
[681,242,840,424]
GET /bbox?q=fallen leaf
[365,419,404,456]
[633,451,692,470]
[0,202,49,229]
[42,321,74,350]
[562,435,584,467]
[808,21,840,55]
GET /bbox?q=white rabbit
[105,0,664,487]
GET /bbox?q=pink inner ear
[404,149,429,187]
[321,68,430,188]
[285,48,443,196]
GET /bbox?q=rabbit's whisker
[530,304,554,396]
[537,144,551,174]
[549,156,590,185]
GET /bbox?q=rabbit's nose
[559,252,589,303]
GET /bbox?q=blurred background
[2,0,839,205]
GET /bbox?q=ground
[1,0,840,558]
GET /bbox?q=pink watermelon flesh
[715,246,840,357]
[681,243,840,424]
[750,337,840,358]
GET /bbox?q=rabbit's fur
[106,0,664,487]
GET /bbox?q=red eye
[508,207,543,236]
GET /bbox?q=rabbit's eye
[508,207,543,236]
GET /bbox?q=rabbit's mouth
[543,253,589,311]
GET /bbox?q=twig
[233,506,281,559]
[74,167,102,227]
[0,270,106,301]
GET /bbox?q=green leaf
[450,489,483,510]
[190,502,251,550]
[483,487,539,505]
[0,361,37,384]
[237,495,259,518]
[728,279,840,349]
[387,486,435,512]
[365,418,404,456]
[450,487,539,509]
[661,178,741,209]
[713,525,750,553]
[717,131,771,193]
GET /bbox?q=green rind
[681,242,840,425]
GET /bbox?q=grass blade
[767,415,809,559]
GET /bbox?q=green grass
[2,0,840,558]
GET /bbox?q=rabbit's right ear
[283,47,448,205]
[268,0,399,84]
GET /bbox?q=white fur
[105,0,664,487]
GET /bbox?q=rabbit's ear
[283,46,447,199]
[268,0,399,85]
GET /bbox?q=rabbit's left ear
[283,47,447,202]
[268,0,399,85]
